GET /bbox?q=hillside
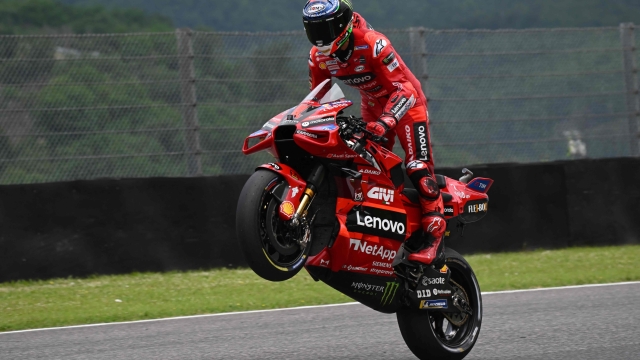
[0,0,173,35]
[57,0,640,32]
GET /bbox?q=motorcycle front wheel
[396,248,482,360]
[236,170,309,282]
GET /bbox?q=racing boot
[405,161,447,266]
[407,214,446,266]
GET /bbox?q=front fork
[290,164,325,227]
[257,162,325,226]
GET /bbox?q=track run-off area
[1,282,639,360]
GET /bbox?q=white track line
[481,281,640,295]
[2,281,639,335]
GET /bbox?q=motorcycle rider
[303,0,446,266]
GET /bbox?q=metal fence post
[176,28,203,176]
[409,27,429,99]
[620,23,640,156]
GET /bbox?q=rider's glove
[366,121,388,137]
[367,114,396,136]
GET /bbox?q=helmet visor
[303,12,351,47]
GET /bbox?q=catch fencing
[0,25,638,184]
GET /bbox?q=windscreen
[302,79,331,102]
[318,83,346,104]
[301,79,345,104]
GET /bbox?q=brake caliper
[444,279,472,326]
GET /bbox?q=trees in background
[0,0,637,183]
[57,0,640,31]
[0,1,181,183]
[0,0,173,35]
[0,2,308,183]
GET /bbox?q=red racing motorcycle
[236,80,493,360]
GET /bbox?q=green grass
[467,245,640,291]
[1,245,639,332]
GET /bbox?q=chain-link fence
[0,25,638,185]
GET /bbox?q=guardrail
[0,157,638,282]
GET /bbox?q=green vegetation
[0,0,173,35]
[468,245,640,291]
[0,29,299,182]
[421,26,634,165]
[0,0,638,183]
[1,245,638,332]
[57,0,640,32]
[0,1,186,183]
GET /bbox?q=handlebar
[362,127,389,144]
[337,116,388,144]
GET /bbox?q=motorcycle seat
[402,188,453,204]
[402,188,421,204]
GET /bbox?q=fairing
[241,81,493,314]
[243,79,352,158]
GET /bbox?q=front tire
[396,248,482,360]
[236,170,309,282]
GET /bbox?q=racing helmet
[302,0,354,56]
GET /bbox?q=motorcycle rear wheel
[236,170,309,282]
[396,248,482,360]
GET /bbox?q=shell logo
[319,63,327,70]
[280,201,296,217]
[440,265,448,274]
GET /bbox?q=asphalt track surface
[1,282,639,360]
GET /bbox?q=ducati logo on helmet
[304,1,340,18]
[308,4,326,14]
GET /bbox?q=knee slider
[419,177,441,200]
[408,163,440,200]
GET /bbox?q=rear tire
[236,170,309,282]
[396,248,482,360]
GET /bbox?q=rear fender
[257,163,307,221]
[442,176,491,223]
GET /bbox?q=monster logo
[381,282,399,306]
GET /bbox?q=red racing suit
[308,19,446,255]
[352,12,373,31]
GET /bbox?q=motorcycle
[236,79,493,360]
